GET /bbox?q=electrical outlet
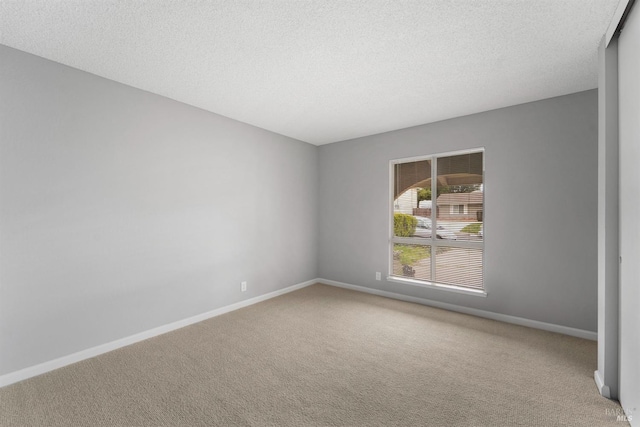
[241,281,247,292]
[375,272,381,281]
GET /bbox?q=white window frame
[388,148,486,297]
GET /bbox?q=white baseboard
[594,370,612,398]
[319,278,598,341]
[1,277,596,388]
[0,279,317,388]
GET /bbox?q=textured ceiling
[0,1,619,145]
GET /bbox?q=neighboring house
[394,188,418,214]
[436,191,483,220]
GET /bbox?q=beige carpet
[0,284,626,426]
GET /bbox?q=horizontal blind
[434,246,483,290]
[391,150,484,290]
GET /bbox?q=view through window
[391,150,484,291]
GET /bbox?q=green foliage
[395,244,430,266]
[460,223,482,234]
[394,213,417,237]
[438,184,481,195]
[417,187,431,202]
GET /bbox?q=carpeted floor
[0,283,627,426]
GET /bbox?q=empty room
[1,1,638,426]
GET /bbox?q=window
[451,204,465,215]
[390,150,484,294]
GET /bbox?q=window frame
[388,148,487,297]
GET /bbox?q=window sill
[386,276,488,297]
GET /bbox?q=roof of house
[436,192,483,205]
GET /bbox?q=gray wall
[618,2,640,422]
[0,45,318,376]
[318,90,598,332]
